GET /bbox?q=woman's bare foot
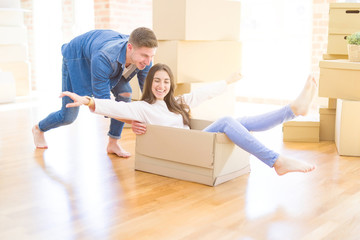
[273,155,316,176]
[32,124,48,149]
[290,75,318,116]
[107,137,131,158]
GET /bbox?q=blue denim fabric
[203,105,295,167]
[38,30,151,138]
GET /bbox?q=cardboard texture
[175,82,235,121]
[320,108,336,141]
[328,98,337,109]
[0,9,24,26]
[327,3,360,55]
[0,61,30,96]
[155,40,242,84]
[135,119,251,186]
[283,121,320,142]
[329,3,360,34]
[322,54,348,60]
[335,99,360,156]
[319,60,360,100]
[0,44,27,62]
[327,34,349,55]
[152,0,241,41]
[0,26,27,45]
[0,71,16,103]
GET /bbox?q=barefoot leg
[32,124,48,149]
[290,75,318,116]
[107,137,131,158]
[273,155,316,176]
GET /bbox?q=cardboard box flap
[190,119,233,144]
[190,119,212,130]
[283,121,320,127]
[136,124,215,168]
[319,60,360,70]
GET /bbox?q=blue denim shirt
[61,30,151,98]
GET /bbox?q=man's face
[128,44,157,70]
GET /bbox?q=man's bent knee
[116,92,132,102]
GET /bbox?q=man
[32,27,158,157]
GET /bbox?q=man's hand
[132,121,147,135]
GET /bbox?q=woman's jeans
[38,60,131,139]
[203,105,295,167]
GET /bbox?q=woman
[62,63,316,176]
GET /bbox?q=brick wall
[62,0,75,43]
[311,0,337,79]
[94,0,152,34]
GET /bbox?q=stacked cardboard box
[326,3,360,58]
[134,0,249,185]
[0,1,30,97]
[319,3,360,155]
[153,0,241,120]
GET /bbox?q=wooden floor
[1,102,360,240]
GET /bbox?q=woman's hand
[60,91,90,108]
[225,72,242,85]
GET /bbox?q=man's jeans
[39,60,131,139]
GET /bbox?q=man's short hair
[129,27,158,48]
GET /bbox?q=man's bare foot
[273,155,316,176]
[32,124,48,149]
[290,75,318,116]
[107,138,131,158]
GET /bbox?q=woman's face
[151,70,171,100]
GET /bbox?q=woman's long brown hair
[141,63,191,127]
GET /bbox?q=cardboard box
[155,40,242,84]
[283,120,320,142]
[327,34,349,55]
[328,3,360,35]
[0,9,24,26]
[327,3,360,55]
[175,82,235,121]
[322,54,348,60]
[135,119,251,186]
[0,44,27,62]
[319,108,336,141]
[319,60,360,100]
[0,26,27,45]
[328,98,337,109]
[153,0,241,41]
[0,61,30,96]
[335,99,360,156]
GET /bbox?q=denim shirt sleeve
[91,52,114,99]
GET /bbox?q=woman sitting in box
[62,63,316,176]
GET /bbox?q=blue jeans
[38,60,132,139]
[203,105,295,167]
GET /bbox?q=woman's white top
[93,80,228,129]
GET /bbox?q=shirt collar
[117,41,128,66]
